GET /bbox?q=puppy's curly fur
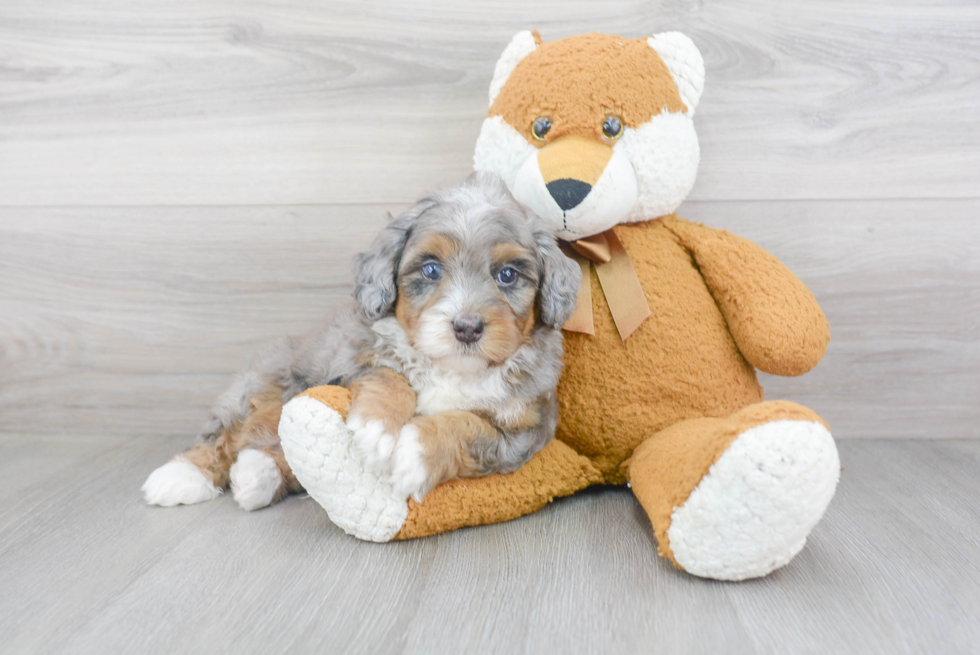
[142,173,581,510]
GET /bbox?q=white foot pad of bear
[278,395,407,542]
[668,419,840,581]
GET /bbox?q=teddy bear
[279,30,840,581]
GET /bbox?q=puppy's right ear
[353,199,435,321]
[534,227,582,328]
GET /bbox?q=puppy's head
[353,172,580,369]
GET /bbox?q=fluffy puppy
[142,172,581,510]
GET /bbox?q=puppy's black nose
[546,178,592,211]
[453,314,485,344]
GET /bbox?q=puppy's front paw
[390,424,430,502]
[348,413,399,473]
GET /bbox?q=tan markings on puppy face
[395,278,444,335]
[491,242,532,264]
[396,230,543,366]
[395,233,459,336]
[478,303,523,364]
[487,242,539,357]
[489,33,686,146]
[406,233,458,263]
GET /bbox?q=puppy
[142,172,581,510]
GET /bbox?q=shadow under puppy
[143,173,581,510]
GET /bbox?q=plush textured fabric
[281,391,411,542]
[286,385,602,540]
[663,417,839,580]
[394,439,602,540]
[664,218,830,376]
[288,212,831,542]
[489,32,687,146]
[627,400,828,567]
[300,385,352,419]
[281,30,841,581]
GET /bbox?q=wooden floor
[1,435,978,654]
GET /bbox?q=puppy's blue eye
[422,262,441,280]
[497,267,517,285]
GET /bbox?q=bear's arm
[662,216,829,377]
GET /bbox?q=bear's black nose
[453,314,485,344]
[546,178,592,211]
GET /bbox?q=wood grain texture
[2,199,977,439]
[1,435,978,654]
[0,204,395,436]
[0,0,978,205]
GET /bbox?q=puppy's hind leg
[143,384,287,509]
[230,443,302,511]
[142,439,228,507]
[227,390,300,511]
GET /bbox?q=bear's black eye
[602,116,623,140]
[532,117,552,141]
[496,266,517,286]
[422,262,442,280]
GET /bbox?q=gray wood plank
[1,435,978,654]
[0,0,977,205]
[0,433,127,501]
[0,204,395,436]
[2,199,977,439]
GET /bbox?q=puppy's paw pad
[142,460,221,507]
[390,424,429,502]
[230,449,283,511]
[349,414,398,471]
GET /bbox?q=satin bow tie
[561,229,651,341]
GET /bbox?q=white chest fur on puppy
[369,317,534,422]
[348,317,545,501]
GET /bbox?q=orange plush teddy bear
[280,30,840,581]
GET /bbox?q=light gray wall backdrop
[1,0,978,438]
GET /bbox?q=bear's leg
[279,385,603,542]
[627,401,840,581]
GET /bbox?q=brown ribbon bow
[561,229,651,341]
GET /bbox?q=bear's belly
[556,219,763,482]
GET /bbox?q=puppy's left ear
[353,199,435,321]
[534,228,582,328]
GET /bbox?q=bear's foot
[279,389,408,542]
[629,401,840,581]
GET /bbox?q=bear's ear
[647,32,705,115]
[488,30,541,107]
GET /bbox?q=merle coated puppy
[143,172,581,510]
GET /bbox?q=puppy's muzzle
[452,313,485,344]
